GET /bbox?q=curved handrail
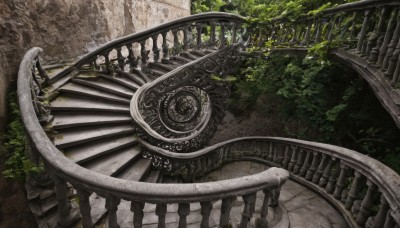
[19,48,288,227]
[141,136,400,226]
[50,12,245,83]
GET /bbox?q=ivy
[1,90,43,180]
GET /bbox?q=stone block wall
[0,0,190,132]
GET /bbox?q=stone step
[148,62,177,72]
[116,157,152,181]
[50,95,130,114]
[72,77,134,98]
[99,74,141,91]
[54,124,135,149]
[189,50,208,57]
[59,82,130,104]
[180,52,198,61]
[52,113,131,130]
[29,194,57,218]
[142,169,162,183]
[83,144,141,177]
[168,55,191,64]
[64,135,138,164]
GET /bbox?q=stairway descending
[29,48,252,227]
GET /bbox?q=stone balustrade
[141,137,400,227]
[50,12,245,84]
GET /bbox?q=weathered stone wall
[0,0,190,132]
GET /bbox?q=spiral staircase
[18,1,400,228]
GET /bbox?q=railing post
[200,201,213,228]
[288,145,298,172]
[326,161,340,193]
[372,195,390,228]
[140,40,149,65]
[299,150,311,177]
[356,180,378,226]
[383,13,400,70]
[312,154,327,183]
[305,151,319,180]
[183,25,190,51]
[333,164,349,199]
[219,197,236,227]
[196,23,203,49]
[314,18,322,43]
[219,23,226,49]
[156,203,167,228]
[367,8,389,58]
[357,9,372,54]
[239,193,256,228]
[131,201,145,228]
[52,174,78,227]
[293,148,304,174]
[162,31,169,60]
[319,157,335,187]
[152,35,160,62]
[76,188,94,228]
[282,145,290,169]
[385,37,400,80]
[345,170,363,209]
[256,188,272,228]
[209,20,216,47]
[127,44,138,69]
[178,203,190,228]
[105,197,121,228]
[377,10,398,67]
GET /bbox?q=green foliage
[1,91,43,180]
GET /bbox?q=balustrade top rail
[50,12,245,83]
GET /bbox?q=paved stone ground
[94,161,348,228]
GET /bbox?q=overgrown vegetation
[1,89,43,180]
[192,0,400,173]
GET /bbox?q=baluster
[35,60,50,82]
[345,171,363,209]
[333,164,349,199]
[356,180,377,226]
[282,145,290,169]
[293,148,304,174]
[200,201,213,228]
[232,23,238,44]
[126,44,138,69]
[290,24,298,44]
[326,161,341,193]
[140,40,149,65]
[239,193,256,228]
[196,23,203,49]
[219,197,236,227]
[268,142,274,161]
[348,12,359,41]
[172,29,180,56]
[383,12,400,70]
[299,150,311,177]
[377,10,397,67]
[314,18,322,43]
[105,197,121,228]
[76,188,93,228]
[219,22,226,49]
[209,20,216,47]
[256,189,272,228]
[152,35,160,62]
[156,203,167,228]
[312,154,328,183]
[383,210,395,228]
[52,174,76,227]
[301,22,312,45]
[357,9,372,54]
[319,157,335,187]
[116,47,125,70]
[305,152,319,180]
[131,201,145,228]
[183,26,190,51]
[288,146,298,171]
[385,37,400,79]
[270,184,284,207]
[391,52,400,86]
[273,145,279,163]
[178,203,190,228]
[103,53,111,73]
[368,8,390,61]
[372,195,390,228]
[162,31,169,60]
[326,16,336,42]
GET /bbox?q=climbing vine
[1,89,43,180]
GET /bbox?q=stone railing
[252,0,400,127]
[130,44,241,152]
[141,137,400,227]
[19,48,288,228]
[50,12,245,83]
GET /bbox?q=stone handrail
[50,12,245,83]
[253,0,400,127]
[130,45,242,152]
[19,48,288,227]
[141,136,400,227]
